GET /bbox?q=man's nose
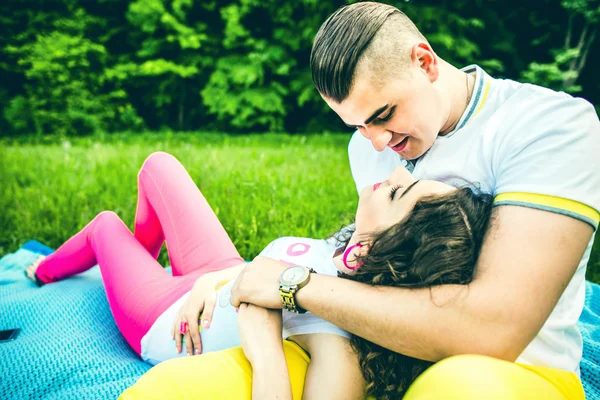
[365,126,392,152]
[389,166,412,185]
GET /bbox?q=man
[123,2,599,398]
[230,2,599,398]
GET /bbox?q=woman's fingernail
[203,320,209,328]
[195,349,200,355]
[235,308,239,313]
[187,352,191,356]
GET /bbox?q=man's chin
[395,149,418,160]
[398,143,427,161]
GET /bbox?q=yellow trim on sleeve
[494,192,600,226]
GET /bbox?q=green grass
[0,132,357,265]
[2,131,599,284]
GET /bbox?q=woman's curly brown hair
[337,187,493,399]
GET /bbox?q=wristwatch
[278,265,316,314]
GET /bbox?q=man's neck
[438,62,475,136]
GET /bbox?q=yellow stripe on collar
[467,80,491,125]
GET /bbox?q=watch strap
[280,285,304,313]
[279,267,316,314]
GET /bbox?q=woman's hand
[171,273,222,356]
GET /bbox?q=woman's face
[355,166,455,235]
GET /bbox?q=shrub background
[1,0,598,136]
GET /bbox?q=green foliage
[521,0,599,93]
[0,0,598,136]
[522,49,583,93]
[123,0,216,130]
[200,1,338,132]
[3,8,142,136]
[562,0,600,23]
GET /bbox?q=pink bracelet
[343,243,364,270]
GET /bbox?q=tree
[200,0,341,132]
[118,0,218,131]
[1,0,597,135]
[3,4,141,136]
[522,0,599,93]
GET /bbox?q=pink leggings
[35,152,244,355]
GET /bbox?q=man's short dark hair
[310,2,425,103]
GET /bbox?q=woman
[26,151,492,399]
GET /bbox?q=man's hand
[237,303,284,365]
[230,256,288,308]
[237,302,293,400]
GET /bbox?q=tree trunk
[563,22,597,89]
[178,84,185,130]
[565,14,574,50]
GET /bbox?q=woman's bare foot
[25,255,47,285]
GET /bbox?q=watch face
[281,266,309,286]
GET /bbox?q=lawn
[2,132,599,284]
[0,132,357,265]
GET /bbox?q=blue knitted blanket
[1,241,599,399]
[0,242,151,400]
[580,281,600,399]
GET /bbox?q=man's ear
[411,42,439,83]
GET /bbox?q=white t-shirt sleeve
[492,88,600,229]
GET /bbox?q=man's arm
[232,205,593,362]
[298,205,592,362]
[238,303,292,400]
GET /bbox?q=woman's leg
[134,151,243,276]
[119,341,310,400]
[402,355,585,400]
[32,152,243,354]
[35,211,201,355]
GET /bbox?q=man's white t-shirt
[140,236,349,366]
[348,65,600,375]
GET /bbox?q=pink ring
[179,321,189,335]
[343,243,364,270]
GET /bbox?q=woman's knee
[94,210,121,224]
[91,211,127,232]
[139,151,179,178]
